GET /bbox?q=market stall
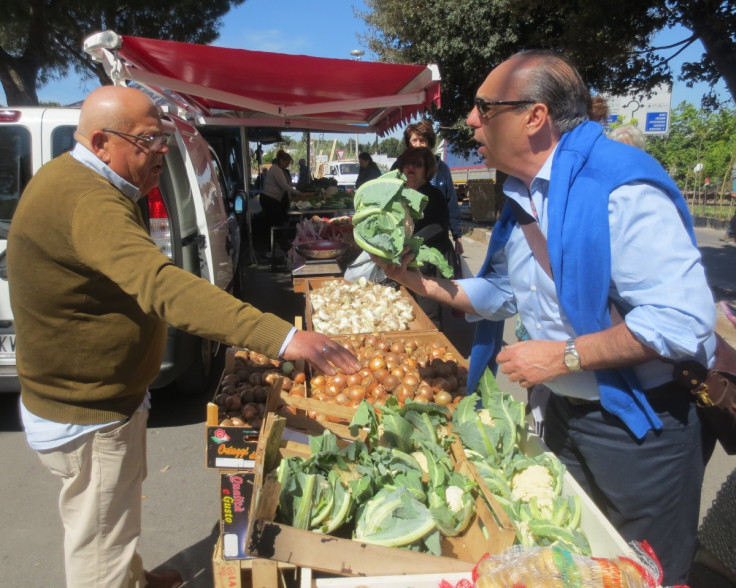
[82,32,665,587]
[83,30,442,268]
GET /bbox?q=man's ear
[524,103,549,136]
[88,130,112,163]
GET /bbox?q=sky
[3,0,731,142]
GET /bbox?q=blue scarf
[467,121,695,439]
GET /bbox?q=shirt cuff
[278,327,298,358]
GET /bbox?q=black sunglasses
[102,128,170,150]
[403,160,425,168]
[474,97,536,117]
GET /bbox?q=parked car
[0,106,240,394]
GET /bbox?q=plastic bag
[473,544,663,588]
[343,250,386,284]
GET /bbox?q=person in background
[281,153,295,185]
[587,95,609,124]
[398,146,453,329]
[253,166,268,191]
[356,151,382,188]
[396,120,464,257]
[260,149,310,256]
[296,157,311,191]
[608,125,647,150]
[6,86,359,588]
[374,50,716,585]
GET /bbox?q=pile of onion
[214,349,306,427]
[297,334,468,414]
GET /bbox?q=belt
[566,396,599,406]
[563,380,689,407]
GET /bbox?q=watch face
[565,353,580,370]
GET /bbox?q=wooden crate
[242,413,514,578]
[212,535,307,588]
[303,277,436,333]
[282,330,470,426]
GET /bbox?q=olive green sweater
[8,154,292,425]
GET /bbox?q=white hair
[608,125,646,150]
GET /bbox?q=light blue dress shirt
[459,150,716,401]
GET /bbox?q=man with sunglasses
[7,86,359,588]
[376,50,716,585]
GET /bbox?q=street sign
[336,149,345,160]
[603,84,672,135]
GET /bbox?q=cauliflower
[411,451,429,475]
[477,409,494,426]
[510,464,555,513]
[445,485,466,513]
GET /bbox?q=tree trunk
[0,61,40,106]
[689,13,736,103]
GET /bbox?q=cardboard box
[212,534,307,588]
[219,471,257,560]
[243,413,514,578]
[303,277,437,333]
[206,348,290,469]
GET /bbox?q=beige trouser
[37,410,148,588]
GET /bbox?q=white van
[0,107,239,393]
[323,160,360,190]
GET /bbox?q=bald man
[7,86,358,588]
[377,50,716,584]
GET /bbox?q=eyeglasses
[102,128,170,150]
[403,160,424,168]
[474,97,536,118]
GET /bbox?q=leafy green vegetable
[352,170,454,278]
[354,486,438,551]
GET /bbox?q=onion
[434,391,452,406]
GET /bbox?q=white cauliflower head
[445,485,466,513]
[510,464,555,513]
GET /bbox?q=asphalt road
[0,225,733,588]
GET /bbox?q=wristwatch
[564,338,583,372]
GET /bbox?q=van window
[340,162,359,175]
[51,126,77,158]
[0,127,32,238]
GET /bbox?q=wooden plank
[247,520,475,577]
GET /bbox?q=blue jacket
[467,121,696,439]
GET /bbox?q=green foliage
[647,103,736,199]
[352,169,454,277]
[358,0,736,156]
[0,0,245,105]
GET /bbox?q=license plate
[0,334,16,359]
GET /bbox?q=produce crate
[520,433,636,560]
[243,412,515,578]
[303,277,436,333]
[282,330,470,425]
[206,347,296,469]
[212,534,308,588]
[311,572,471,587]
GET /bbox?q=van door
[169,116,234,291]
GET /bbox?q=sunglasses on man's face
[473,97,536,118]
[403,160,424,168]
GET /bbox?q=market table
[287,207,354,219]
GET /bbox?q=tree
[0,0,245,106]
[648,102,736,197]
[358,0,736,154]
